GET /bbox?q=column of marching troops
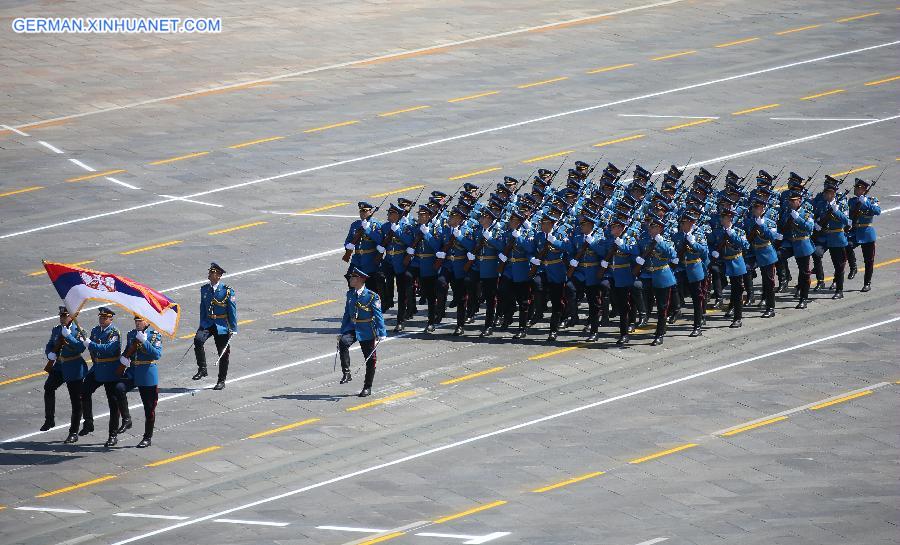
[342,159,882,347]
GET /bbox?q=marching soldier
[848,177,881,292]
[746,198,782,317]
[343,201,384,294]
[41,306,88,443]
[636,214,677,346]
[78,307,122,444]
[338,268,387,397]
[782,190,816,309]
[114,315,162,448]
[474,208,503,337]
[813,176,851,299]
[193,263,237,390]
[709,208,749,328]
[671,212,710,336]
[606,213,638,345]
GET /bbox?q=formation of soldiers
[342,158,883,346]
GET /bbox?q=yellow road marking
[593,134,645,147]
[517,76,569,89]
[0,371,47,387]
[303,120,359,133]
[371,185,425,198]
[801,89,846,100]
[586,63,635,74]
[433,500,507,523]
[732,103,780,115]
[179,333,194,340]
[358,532,406,545]
[148,152,209,166]
[237,319,255,326]
[720,415,788,437]
[356,46,449,66]
[227,136,284,149]
[529,344,584,360]
[166,81,270,101]
[629,443,697,464]
[441,366,506,385]
[447,90,501,103]
[664,118,715,131]
[449,167,501,180]
[651,50,696,61]
[775,24,821,35]
[29,260,94,276]
[715,37,759,48]
[247,418,320,439]
[865,75,900,86]
[378,105,431,117]
[145,446,222,467]
[297,202,350,214]
[810,390,872,410]
[119,240,183,255]
[208,221,268,236]
[532,471,605,493]
[1,186,44,198]
[346,390,418,412]
[829,165,876,177]
[528,14,612,33]
[273,299,337,316]
[66,169,126,182]
[522,150,574,164]
[822,257,900,283]
[36,475,117,498]
[835,12,880,23]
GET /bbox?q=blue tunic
[340,287,387,342]
[88,324,122,383]
[47,323,88,381]
[813,196,851,248]
[639,238,677,289]
[709,226,750,277]
[671,231,709,283]
[744,216,779,267]
[345,219,383,275]
[848,196,880,244]
[781,207,815,257]
[125,327,163,387]
[199,283,238,335]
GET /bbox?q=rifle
[631,221,661,278]
[405,183,464,268]
[464,217,498,272]
[376,186,426,264]
[817,188,850,230]
[850,167,885,225]
[342,194,390,263]
[596,214,639,280]
[43,312,86,373]
[116,323,149,377]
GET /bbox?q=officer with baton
[338,267,387,397]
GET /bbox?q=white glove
[406,247,415,255]
[498,253,508,263]
[671,257,679,265]
[530,257,541,266]
[512,229,522,238]
[376,245,386,254]
[361,220,370,230]
[376,336,387,342]
[466,252,476,261]
[135,330,147,343]
[452,227,463,238]
[523,220,532,230]
[419,224,429,234]
[436,251,447,259]
[773,232,784,241]
[859,195,868,205]
[547,234,556,243]
[635,256,646,265]
[654,234,664,243]
[687,234,696,245]
[585,234,595,244]
[483,230,493,241]
[615,237,625,247]
[831,202,839,212]
[119,356,131,366]
[813,224,822,231]
[600,260,609,268]
[755,217,764,226]
[344,243,355,251]
[726,228,735,236]
[569,259,579,267]
[390,222,400,232]
[711,250,720,258]
[790,209,799,220]
[47,352,57,361]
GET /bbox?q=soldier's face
[388,211,400,223]
[99,315,113,327]
[680,220,693,232]
[823,189,835,201]
[854,185,865,196]
[208,270,222,284]
[649,224,663,237]
[348,275,365,289]
[59,315,68,325]
[611,224,625,238]
[134,318,147,330]
[580,221,593,234]
[359,209,369,220]
[789,198,801,210]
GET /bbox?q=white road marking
[292,213,360,218]
[213,518,290,527]
[770,117,880,121]
[316,525,389,533]
[882,205,900,213]
[158,194,223,207]
[619,114,719,119]
[106,177,140,190]
[38,140,64,154]
[416,531,511,544]
[115,513,190,520]
[2,40,896,241]
[105,316,900,545]
[634,539,669,545]
[5,0,686,131]
[15,506,89,514]
[1,123,29,136]
[67,158,94,171]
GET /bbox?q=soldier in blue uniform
[338,268,387,397]
[606,213,638,345]
[499,210,536,339]
[782,190,816,309]
[532,208,570,341]
[709,208,749,328]
[78,307,122,445]
[41,306,89,443]
[343,202,384,294]
[193,263,238,390]
[568,214,608,341]
[636,214,677,346]
[848,177,881,292]
[813,176,851,299]
[746,198,782,317]
[473,208,503,337]
[672,213,710,337]
[114,315,162,448]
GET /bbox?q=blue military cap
[457,202,474,215]
[725,170,741,183]
[482,207,499,220]
[787,190,804,200]
[463,182,479,192]
[600,175,617,188]
[449,206,467,218]
[719,206,737,217]
[431,190,447,199]
[647,212,666,226]
[344,266,369,280]
[823,175,842,190]
[680,211,699,222]
[58,305,69,316]
[566,178,582,190]
[662,173,680,188]
[387,203,403,215]
[604,162,622,176]
[397,197,413,209]
[539,211,558,223]
[547,204,565,218]
[611,211,630,226]
[503,176,519,187]
[559,187,578,198]
[853,177,871,188]
[633,165,651,180]
[518,194,537,208]
[788,172,803,184]
[208,262,226,274]
[509,209,526,222]
[357,201,375,210]
[418,204,434,215]
[667,164,685,179]
[575,160,590,171]
[697,167,717,180]
[578,213,597,224]
[758,169,776,182]
[98,306,116,317]
[720,194,738,206]
[653,199,672,212]
[495,183,512,195]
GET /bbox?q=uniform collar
[210,282,220,290]
[355,287,366,297]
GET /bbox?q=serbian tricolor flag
[43,261,180,338]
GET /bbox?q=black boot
[192,367,208,381]
[651,335,664,346]
[78,422,94,436]
[104,435,118,448]
[453,326,464,336]
[512,328,527,339]
[137,436,151,448]
[212,381,225,390]
[813,280,825,291]
[730,319,742,328]
[40,419,55,431]
[861,283,871,292]
[616,334,629,346]
[358,388,371,397]
[547,331,558,342]
[795,299,808,309]
[847,266,857,280]
[832,291,843,300]
[117,418,132,434]
[64,432,78,444]
[761,308,775,318]
[340,371,352,384]
[480,327,493,337]
[689,327,702,337]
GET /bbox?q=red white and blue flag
[43,261,180,337]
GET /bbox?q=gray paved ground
[1,1,898,544]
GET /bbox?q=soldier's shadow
[264,394,353,402]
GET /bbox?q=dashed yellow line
[720,415,788,437]
[865,75,900,86]
[775,24,821,35]
[801,89,846,100]
[346,390,418,412]
[371,185,425,198]
[36,475,117,498]
[120,240,183,255]
[586,63,635,74]
[378,105,431,117]
[66,169,127,182]
[651,50,696,61]
[522,150,573,164]
[441,367,506,385]
[148,152,209,166]
[247,418,320,439]
[303,120,359,133]
[593,134,645,147]
[29,260,94,276]
[532,471,605,493]
[227,136,285,149]
[0,371,48,387]
[0,186,44,198]
[433,500,507,523]
[810,390,872,410]
[273,299,337,316]
[447,90,501,103]
[715,37,759,48]
[208,221,268,236]
[664,118,715,131]
[529,344,584,360]
[835,12,880,23]
[449,167,501,180]
[517,76,569,89]
[732,103,780,115]
[358,532,406,545]
[829,165,877,177]
[145,446,222,467]
[629,443,697,464]
[297,202,351,214]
